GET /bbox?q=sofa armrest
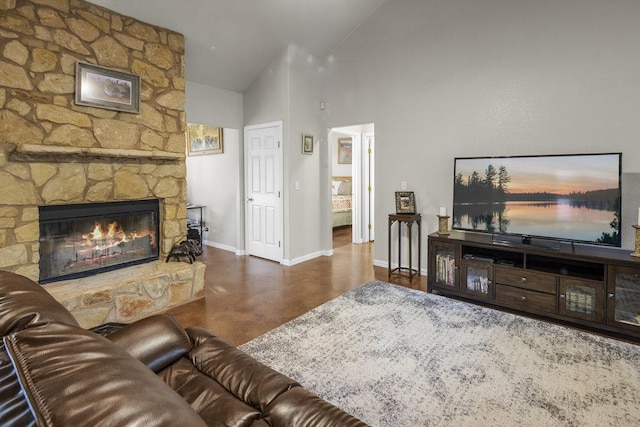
[4,323,206,427]
[0,271,79,336]
[263,386,369,427]
[106,314,192,372]
[185,325,217,343]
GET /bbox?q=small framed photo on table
[395,192,416,214]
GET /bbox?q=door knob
[247,197,254,202]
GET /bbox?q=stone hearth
[47,260,205,328]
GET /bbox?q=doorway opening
[329,123,375,248]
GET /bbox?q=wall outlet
[295,181,300,190]
[401,181,407,190]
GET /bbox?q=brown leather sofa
[0,271,367,426]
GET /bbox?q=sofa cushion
[107,314,192,372]
[158,327,303,427]
[159,357,263,426]
[0,271,79,336]
[4,322,207,427]
[177,328,369,427]
[186,327,300,411]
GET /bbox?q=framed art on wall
[75,61,140,113]
[187,124,224,155]
[302,134,314,154]
[338,137,352,164]
[395,191,416,214]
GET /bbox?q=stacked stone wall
[0,0,188,280]
[0,0,202,326]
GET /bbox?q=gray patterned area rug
[239,281,640,427]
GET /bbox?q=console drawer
[494,266,556,294]
[495,284,557,314]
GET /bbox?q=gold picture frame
[338,137,352,164]
[187,124,224,155]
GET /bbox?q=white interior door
[351,133,361,244]
[244,121,283,262]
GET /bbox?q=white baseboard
[203,243,331,263]
[203,240,237,253]
[282,250,331,266]
[373,258,387,269]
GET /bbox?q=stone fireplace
[0,0,204,327]
[39,199,160,283]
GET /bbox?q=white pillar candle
[637,207,640,225]
[439,207,447,216]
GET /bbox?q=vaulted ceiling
[88,0,387,93]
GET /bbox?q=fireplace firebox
[39,199,160,284]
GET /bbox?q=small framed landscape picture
[75,61,140,113]
[395,191,416,214]
[338,137,352,164]
[187,124,224,155]
[302,134,314,154]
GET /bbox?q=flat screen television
[452,153,622,247]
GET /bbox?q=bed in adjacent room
[332,176,352,228]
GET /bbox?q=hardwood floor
[332,225,352,249]
[165,230,427,346]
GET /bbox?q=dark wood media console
[428,231,640,340]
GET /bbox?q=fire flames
[80,221,156,252]
[41,203,160,280]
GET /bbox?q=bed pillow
[331,180,341,195]
[337,181,352,195]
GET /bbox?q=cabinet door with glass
[428,240,459,291]
[607,265,640,333]
[461,260,493,299]
[559,277,604,323]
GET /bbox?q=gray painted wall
[185,82,244,251]
[288,46,328,260]
[243,45,327,262]
[187,0,640,266]
[323,0,640,265]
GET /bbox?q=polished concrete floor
[165,227,427,346]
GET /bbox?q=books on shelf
[436,253,456,286]
[466,273,489,294]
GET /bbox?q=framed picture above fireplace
[75,61,141,113]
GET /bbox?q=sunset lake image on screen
[452,154,621,245]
